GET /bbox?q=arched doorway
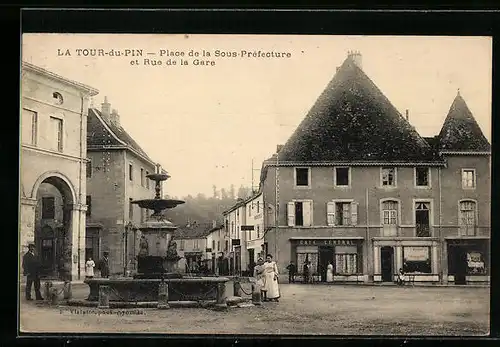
[34,176,74,280]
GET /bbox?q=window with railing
[459,200,476,236]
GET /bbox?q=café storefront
[290,237,365,283]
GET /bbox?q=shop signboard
[467,252,484,269]
[403,246,429,261]
[297,239,358,246]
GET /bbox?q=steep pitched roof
[173,222,216,240]
[437,92,491,152]
[277,56,438,163]
[87,108,156,165]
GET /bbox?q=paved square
[20,283,489,335]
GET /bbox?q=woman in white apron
[262,254,280,302]
[85,257,95,279]
[326,260,334,283]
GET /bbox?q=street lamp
[124,221,134,276]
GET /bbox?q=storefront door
[381,246,394,282]
[319,246,334,282]
[450,246,467,285]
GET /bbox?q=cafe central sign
[295,239,357,246]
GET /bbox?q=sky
[22,34,492,198]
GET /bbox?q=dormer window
[53,92,64,105]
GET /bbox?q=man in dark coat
[286,261,297,283]
[98,251,110,278]
[22,243,43,300]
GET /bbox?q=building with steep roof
[20,61,99,281]
[259,52,490,285]
[86,98,168,275]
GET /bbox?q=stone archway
[33,175,76,280]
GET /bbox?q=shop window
[295,168,310,187]
[415,167,430,187]
[297,247,318,275]
[287,200,313,227]
[335,167,350,186]
[335,246,358,275]
[467,251,486,275]
[403,246,431,273]
[459,200,476,236]
[381,167,396,187]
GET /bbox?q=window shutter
[351,202,358,225]
[327,202,335,226]
[303,200,312,227]
[287,202,295,226]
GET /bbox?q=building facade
[244,193,265,268]
[259,52,490,284]
[20,62,99,281]
[86,98,166,275]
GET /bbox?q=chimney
[347,50,362,69]
[405,109,409,121]
[276,144,283,153]
[110,108,120,127]
[101,96,111,117]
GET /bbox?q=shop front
[184,251,203,273]
[373,238,440,283]
[290,237,365,283]
[445,237,489,284]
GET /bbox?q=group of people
[85,252,110,279]
[22,243,111,301]
[253,254,280,302]
[286,260,337,283]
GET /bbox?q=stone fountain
[82,164,231,308]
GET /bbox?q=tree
[220,188,228,200]
[229,184,235,199]
[212,185,218,199]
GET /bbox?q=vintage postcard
[19,33,491,335]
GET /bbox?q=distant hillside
[164,185,253,226]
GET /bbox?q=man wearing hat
[97,251,110,278]
[22,243,43,300]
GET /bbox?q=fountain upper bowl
[131,199,185,210]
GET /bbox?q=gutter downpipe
[439,166,443,284]
[77,94,85,280]
[366,188,370,282]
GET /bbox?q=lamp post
[124,221,133,276]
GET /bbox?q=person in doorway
[286,261,297,283]
[303,260,310,284]
[97,251,110,278]
[85,257,95,279]
[23,243,44,301]
[262,254,280,302]
[326,260,334,283]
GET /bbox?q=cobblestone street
[20,283,489,335]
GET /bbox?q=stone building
[20,62,99,281]
[86,98,167,275]
[259,52,490,284]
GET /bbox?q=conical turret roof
[278,55,438,162]
[437,92,490,152]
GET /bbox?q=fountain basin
[85,277,230,302]
[132,199,185,211]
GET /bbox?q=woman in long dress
[326,260,334,283]
[85,257,95,279]
[262,254,280,302]
[253,257,266,300]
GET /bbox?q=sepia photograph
[19,33,491,336]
